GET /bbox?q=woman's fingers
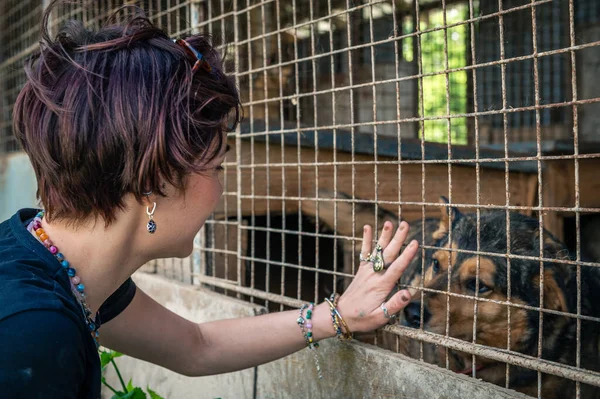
[386,239,419,282]
[361,221,412,271]
[359,224,373,264]
[379,289,412,319]
[382,221,409,265]
[374,221,395,253]
[340,223,418,333]
[362,221,397,270]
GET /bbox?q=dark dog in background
[403,201,600,398]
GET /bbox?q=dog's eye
[432,259,440,274]
[466,279,491,294]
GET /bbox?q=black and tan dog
[302,190,599,397]
[403,201,600,398]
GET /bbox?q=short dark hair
[13,1,241,225]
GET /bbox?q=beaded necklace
[27,211,100,347]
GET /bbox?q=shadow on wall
[247,214,344,312]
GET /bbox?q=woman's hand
[102,220,417,376]
[337,220,418,333]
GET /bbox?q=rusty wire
[2,1,600,397]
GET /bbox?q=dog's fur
[404,201,600,398]
[376,216,442,359]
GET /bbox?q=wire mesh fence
[1,1,600,398]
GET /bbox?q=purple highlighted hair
[13,0,241,225]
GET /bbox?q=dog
[401,200,600,398]
[303,191,599,397]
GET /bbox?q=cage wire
[1,0,600,398]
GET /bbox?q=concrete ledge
[257,340,531,399]
[104,273,530,399]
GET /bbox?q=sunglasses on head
[174,38,212,74]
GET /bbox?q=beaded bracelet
[297,303,323,379]
[326,293,353,340]
[305,303,318,348]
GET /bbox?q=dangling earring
[144,191,157,234]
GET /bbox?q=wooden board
[216,140,538,232]
[542,158,600,241]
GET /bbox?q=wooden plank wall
[215,140,539,237]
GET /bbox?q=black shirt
[0,209,137,398]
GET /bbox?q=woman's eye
[466,279,490,294]
[432,258,440,274]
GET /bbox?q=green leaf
[100,350,124,369]
[120,387,147,399]
[147,387,166,399]
[110,392,127,399]
[100,352,114,369]
[126,378,134,392]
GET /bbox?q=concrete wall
[106,272,531,399]
[0,152,38,222]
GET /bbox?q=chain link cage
[1,1,599,397]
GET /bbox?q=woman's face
[150,140,229,258]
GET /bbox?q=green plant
[418,3,470,145]
[100,349,165,399]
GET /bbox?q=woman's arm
[101,289,334,376]
[101,221,417,376]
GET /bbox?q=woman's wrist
[334,296,358,333]
[310,302,337,341]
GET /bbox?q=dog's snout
[403,301,430,328]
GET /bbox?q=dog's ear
[533,229,572,287]
[543,233,570,260]
[432,196,461,240]
[533,270,568,313]
[533,227,568,258]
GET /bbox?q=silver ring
[381,302,395,319]
[359,253,370,263]
[359,245,387,272]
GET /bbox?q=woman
[0,2,417,398]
